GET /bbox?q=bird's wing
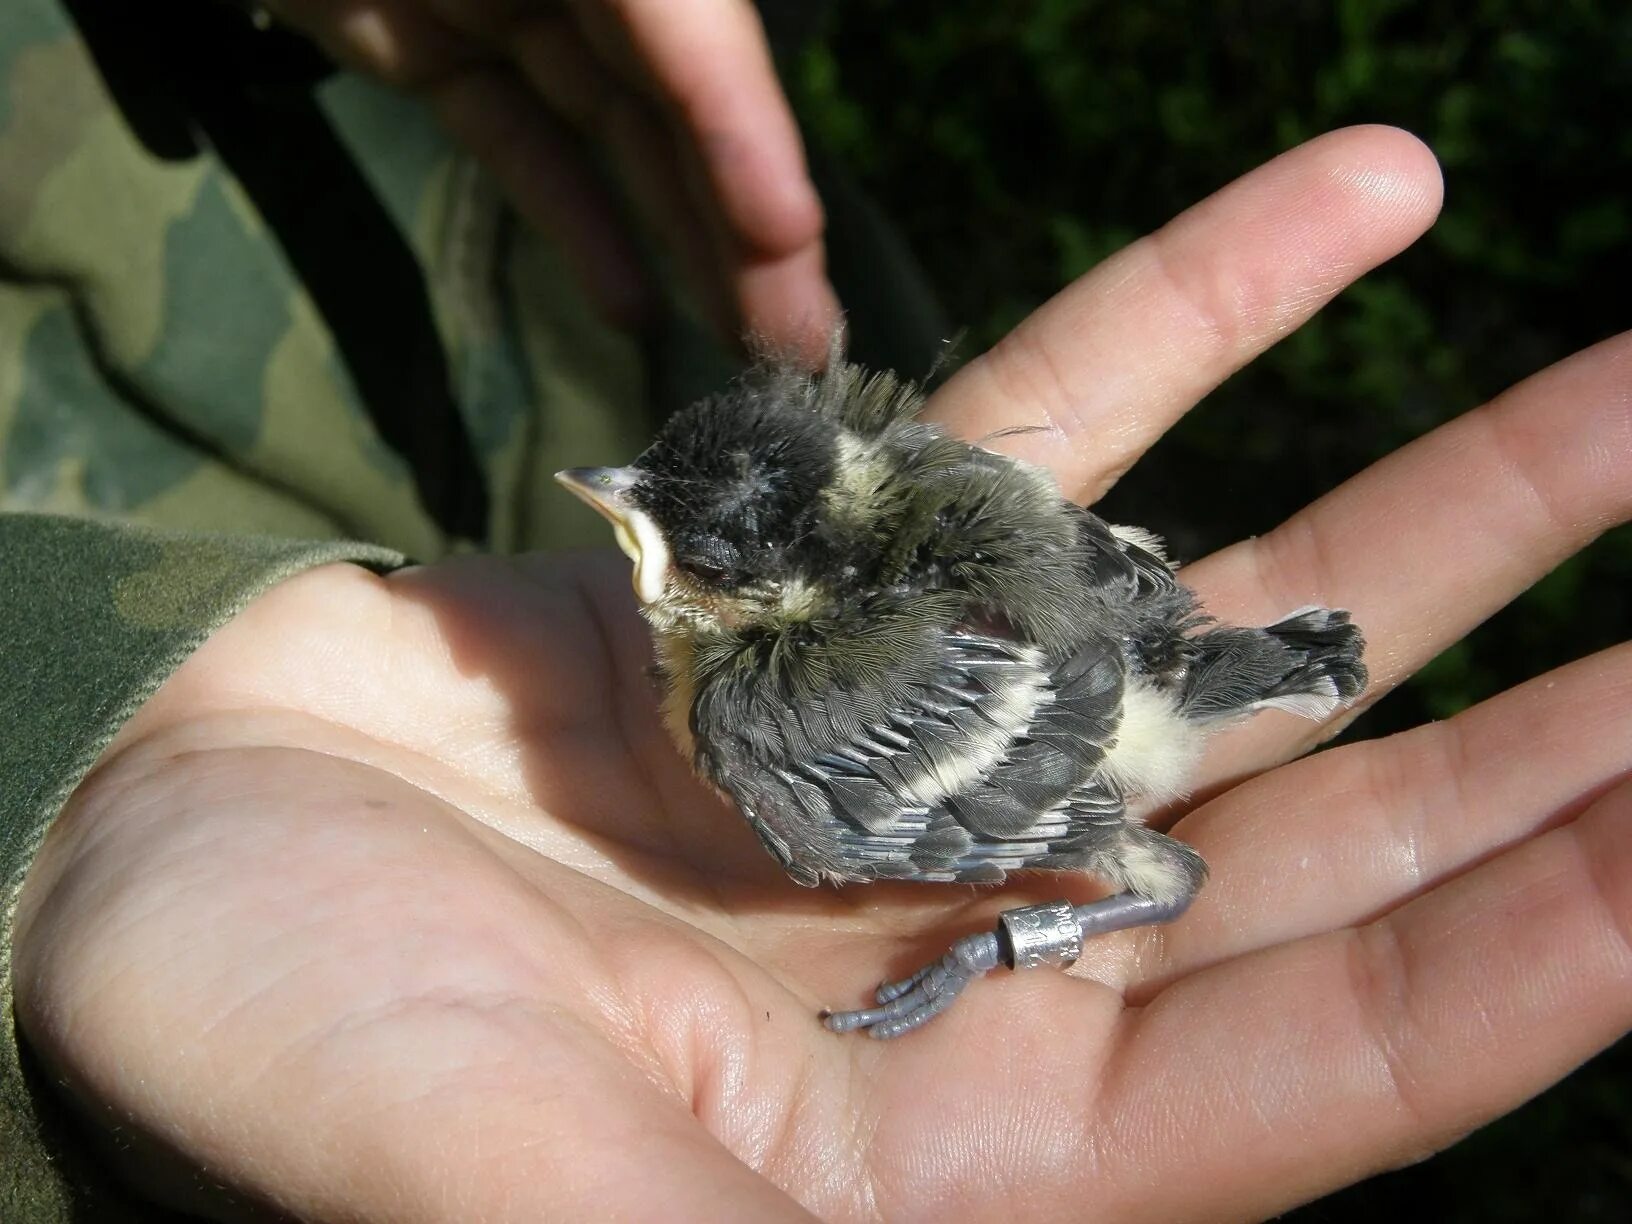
[698,631,1129,886]
[1072,508,1180,598]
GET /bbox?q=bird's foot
[821,929,1003,1039]
[821,893,1194,1039]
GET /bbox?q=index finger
[927,126,1443,503]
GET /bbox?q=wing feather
[699,630,1130,885]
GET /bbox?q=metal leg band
[999,899,1084,970]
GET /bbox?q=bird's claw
[821,930,1003,1039]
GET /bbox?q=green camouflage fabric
[0,3,949,1216]
[0,3,687,554]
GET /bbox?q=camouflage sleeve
[0,512,403,1221]
[0,0,678,561]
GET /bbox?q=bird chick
[558,344,1366,1039]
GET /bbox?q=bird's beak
[555,467,672,604]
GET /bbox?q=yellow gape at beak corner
[554,467,672,604]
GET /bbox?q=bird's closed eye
[681,559,735,585]
[679,536,743,586]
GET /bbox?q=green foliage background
[791,2,1630,1218]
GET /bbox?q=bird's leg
[821,892,1194,1039]
[1070,892,1193,940]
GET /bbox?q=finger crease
[1251,511,1338,617]
[985,329,1087,463]
[1344,921,1431,1131]
[1143,230,1245,366]
[1476,402,1577,542]
[1567,819,1632,976]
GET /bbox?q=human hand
[268,0,837,361]
[13,126,1630,1221]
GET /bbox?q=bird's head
[557,386,856,635]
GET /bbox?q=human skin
[265,0,840,360]
[13,126,1632,1222]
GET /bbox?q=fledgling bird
[557,343,1366,1039]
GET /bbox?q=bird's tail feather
[1179,607,1367,724]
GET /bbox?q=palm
[16,128,1631,1223]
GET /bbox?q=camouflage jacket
[0,2,943,1218]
